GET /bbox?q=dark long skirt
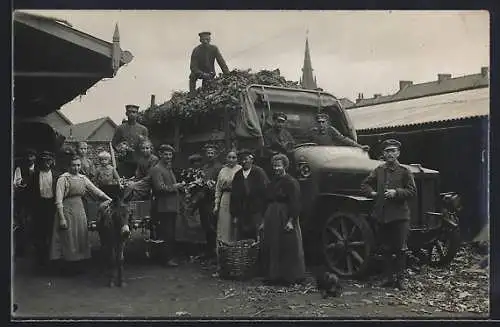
[261,202,306,283]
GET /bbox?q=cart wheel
[428,227,461,267]
[322,212,375,278]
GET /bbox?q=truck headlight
[298,163,312,179]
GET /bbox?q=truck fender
[314,193,374,220]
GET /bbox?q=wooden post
[223,107,231,151]
[174,119,180,151]
[109,141,117,168]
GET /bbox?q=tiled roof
[348,87,489,131]
[60,117,117,142]
[352,70,489,108]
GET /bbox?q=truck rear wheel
[322,212,375,278]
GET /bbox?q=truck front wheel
[322,212,375,278]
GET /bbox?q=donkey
[97,185,131,287]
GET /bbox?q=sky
[21,10,489,124]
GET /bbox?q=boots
[381,253,396,288]
[393,251,407,290]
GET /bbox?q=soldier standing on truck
[189,31,230,94]
[310,113,370,151]
[360,139,417,290]
[263,112,296,156]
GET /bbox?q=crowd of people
[14,93,416,291]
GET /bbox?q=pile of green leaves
[140,69,302,127]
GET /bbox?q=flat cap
[203,143,217,151]
[188,153,203,163]
[272,112,287,121]
[125,104,140,111]
[316,113,329,121]
[158,144,175,153]
[198,31,211,37]
[381,139,401,150]
[39,150,55,159]
[238,148,255,159]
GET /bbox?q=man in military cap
[263,112,296,157]
[199,143,223,260]
[29,150,60,271]
[361,139,417,290]
[112,104,149,155]
[310,113,370,151]
[189,31,230,93]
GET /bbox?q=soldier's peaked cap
[125,104,139,111]
[272,112,287,121]
[238,148,254,158]
[316,113,329,121]
[203,143,217,151]
[158,144,175,153]
[199,31,211,37]
[381,139,401,150]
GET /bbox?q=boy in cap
[310,113,370,151]
[189,31,230,93]
[263,112,296,157]
[149,144,186,267]
[361,139,417,290]
[29,150,60,271]
[112,104,149,155]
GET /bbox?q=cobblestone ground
[12,231,489,319]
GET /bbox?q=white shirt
[13,163,35,186]
[242,168,251,179]
[39,170,54,199]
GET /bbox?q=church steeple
[301,33,317,90]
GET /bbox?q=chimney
[481,66,489,78]
[356,93,364,103]
[150,94,156,107]
[374,93,382,99]
[438,73,452,82]
[399,80,413,91]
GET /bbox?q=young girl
[76,142,95,181]
[135,140,159,180]
[95,151,121,189]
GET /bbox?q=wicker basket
[218,239,260,280]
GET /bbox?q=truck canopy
[236,85,358,144]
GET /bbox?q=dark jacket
[111,122,149,151]
[190,44,229,76]
[150,162,180,213]
[263,127,296,156]
[310,125,361,148]
[230,165,269,233]
[29,169,61,200]
[360,162,417,224]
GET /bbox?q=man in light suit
[149,144,185,267]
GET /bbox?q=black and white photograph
[12,10,489,319]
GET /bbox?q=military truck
[147,84,462,278]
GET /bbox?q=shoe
[165,259,179,267]
[393,277,406,290]
[380,276,396,288]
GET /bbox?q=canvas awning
[13,11,134,118]
[348,87,489,132]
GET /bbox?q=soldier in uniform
[263,112,296,156]
[199,143,223,260]
[360,139,417,290]
[112,104,149,156]
[189,31,230,93]
[310,113,370,151]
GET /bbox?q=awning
[13,11,134,118]
[347,87,489,132]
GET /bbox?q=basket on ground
[218,239,260,280]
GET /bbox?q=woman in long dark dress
[261,153,306,285]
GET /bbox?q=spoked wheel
[322,212,375,278]
[428,227,461,267]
